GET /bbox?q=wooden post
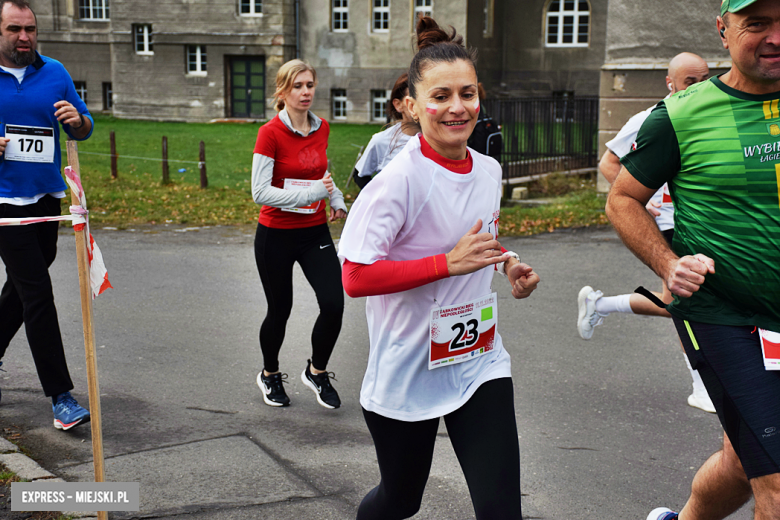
[162,136,169,184]
[65,141,108,520]
[199,140,207,188]
[109,131,117,179]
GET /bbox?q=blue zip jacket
[0,52,93,198]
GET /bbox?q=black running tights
[254,223,344,373]
[357,377,522,520]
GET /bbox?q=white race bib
[4,124,55,163]
[759,328,780,370]
[429,293,497,370]
[280,178,322,214]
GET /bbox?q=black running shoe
[301,359,341,409]
[257,371,290,407]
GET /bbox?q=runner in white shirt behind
[351,72,416,189]
[339,16,539,520]
[576,52,715,413]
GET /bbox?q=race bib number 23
[4,125,55,163]
[429,293,497,370]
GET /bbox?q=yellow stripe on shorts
[684,320,700,351]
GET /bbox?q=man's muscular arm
[606,165,715,298]
[598,150,622,185]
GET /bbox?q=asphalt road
[0,224,754,519]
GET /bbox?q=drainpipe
[295,0,300,59]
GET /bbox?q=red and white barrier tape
[0,166,112,299]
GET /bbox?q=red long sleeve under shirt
[342,136,505,298]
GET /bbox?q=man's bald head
[666,52,710,94]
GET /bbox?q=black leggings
[358,378,522,520]
[254,223,344,373]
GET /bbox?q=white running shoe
[577,286,608,340]
[646,507,678,520]
[688,391,716,413]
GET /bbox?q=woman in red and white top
[251,59,347,410]
[339,18,540,520]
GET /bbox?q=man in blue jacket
[0,0,94,430]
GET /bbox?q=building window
[102,82,113,110]
[74,81,87,103]
[483,0,494,37]
[187,45,207,75]
[239,0,262,15]
[545,0,589,47]
[134,24,153,55]
[373,0,389,32]
[79,0,109,20]
[332,89,347,120]
[413,0,432,26]
[332,0,348,32]
[371,89,390,121]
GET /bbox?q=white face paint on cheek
[426,103,438,115]
[474,98,480,114]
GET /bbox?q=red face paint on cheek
[475,98,480,114]
[426,103,438,115]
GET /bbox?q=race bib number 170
[429,293,497,370]
[4,125,55,163]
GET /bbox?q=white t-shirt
[355,123,412,178]
[0,65,26,83]
[606,101,674,232]
[338,135,512,422]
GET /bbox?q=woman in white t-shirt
[338,17,540,520]
[352,73,416,189]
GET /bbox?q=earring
[413,117,419,124]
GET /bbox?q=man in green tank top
[607,1,780,519]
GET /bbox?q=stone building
[33,0,296,122]
[598,0,732,190]
[471,0,608,99]
[30,0,609,123]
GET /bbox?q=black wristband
[75,113,85,129]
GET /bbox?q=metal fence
[482,96,599,180]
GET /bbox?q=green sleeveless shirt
[622,76,780,330]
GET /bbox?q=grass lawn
[60,115,609,234]
[61,114,380,226]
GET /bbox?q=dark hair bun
[415,16,464,51]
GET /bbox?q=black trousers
[0,195,73,397]
[358,378,523,520]
[254,223,344,373]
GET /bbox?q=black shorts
[674,317,780,479]
[661,228,674,249]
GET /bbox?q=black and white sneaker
[301,359,341,409]
[257,371,290,407]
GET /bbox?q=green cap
[721,0,761,16]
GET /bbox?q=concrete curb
[1,439,98,519]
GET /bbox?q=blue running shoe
[52,392,90,430]
[646,508,678,520]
